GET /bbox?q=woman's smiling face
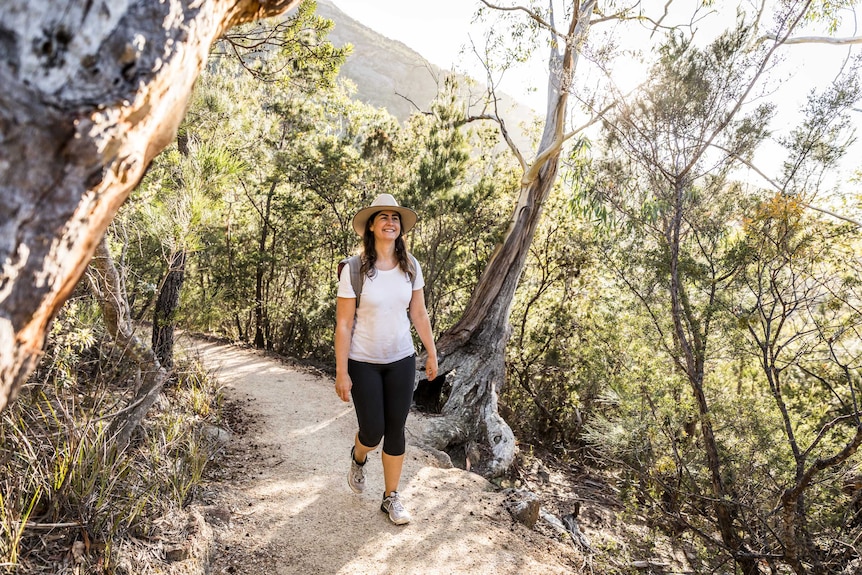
[370,210,402,240]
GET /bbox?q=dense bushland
[3,1,862,573]
[0,295,221,573]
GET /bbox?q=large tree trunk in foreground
[417,163,561,476]
[416,1,596,477]
[0,0,300,411]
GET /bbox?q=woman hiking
[334,193,438,525]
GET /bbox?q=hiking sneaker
[348,446,366,494]
[380,491,411,525]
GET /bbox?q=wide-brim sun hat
[351,193,418,237]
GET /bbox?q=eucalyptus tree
[592,33,762,570]
[415,0,600,477]
[402,82,513,335]
[0,0,304,411]
[428,0,862,481]
[724,71,862,574]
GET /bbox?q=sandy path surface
[186,338,577,575]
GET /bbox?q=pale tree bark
[89,236,168,448]
[416,0,597,477]
[0,0,301,411]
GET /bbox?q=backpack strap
[406,253,420,314]
[338,255,364,309]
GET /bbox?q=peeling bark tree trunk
[416,1,596,477]
[89,237,168,448]
[0,0,301,411]
[152,250,187,370]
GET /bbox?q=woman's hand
[335,372,352,402]
[425,354,438,381]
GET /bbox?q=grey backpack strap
[347,256,363,308]
[405,254,420,316]
[338,255,363,309]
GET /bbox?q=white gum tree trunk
[418,0,596,477]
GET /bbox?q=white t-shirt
[337,259,426,364]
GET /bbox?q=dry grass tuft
[0,298,223,574]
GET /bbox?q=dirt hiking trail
[188,338,578,575]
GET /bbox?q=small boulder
[503,489,540,528]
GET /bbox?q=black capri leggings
[348,354,415,456]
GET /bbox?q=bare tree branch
[678,1,814,181]
[766,34,862,45]
[89,236,169,449]
[394,91,428,114]
[464,113,529,170]
[480,0,569,39]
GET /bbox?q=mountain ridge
[315,0,538,146]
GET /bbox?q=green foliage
[216,0,349,90]
[0,297,222,573]
[101,1,862,571]
[503,190,614,451]
[122,52,517,356]
[406,80,471,204]
[404,82,513,331]
[580,12,862,571]
[803,0,862,33]
[778,67,861,191]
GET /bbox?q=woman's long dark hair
[360,211,416,282]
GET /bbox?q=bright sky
[328,0,530,106]
[329,1,861,195]
[328,1,480,74]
